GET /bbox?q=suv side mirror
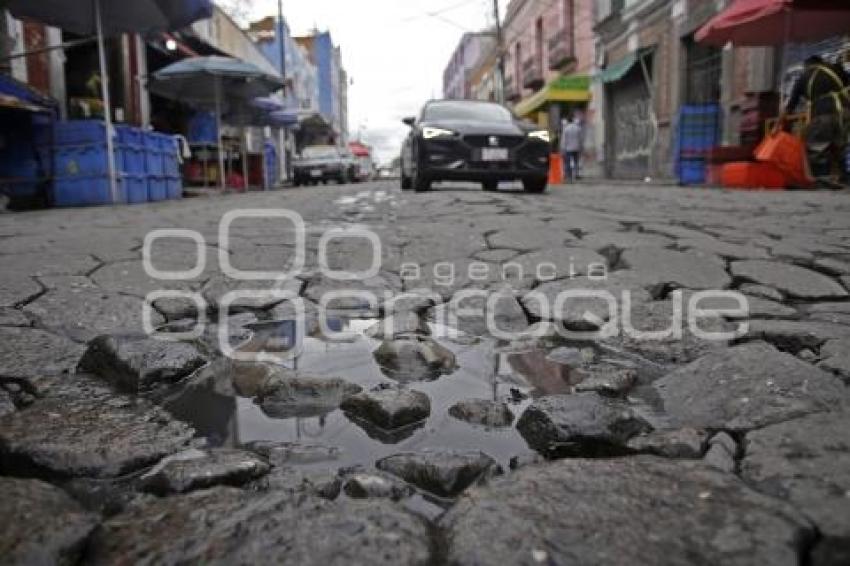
[402,116,416,127]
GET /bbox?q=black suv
[400,100,551,193]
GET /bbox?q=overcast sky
[247,0,494,164]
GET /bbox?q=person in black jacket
[782,55,850,185]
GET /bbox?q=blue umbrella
[5,0,213,204]
[149,56,285,190]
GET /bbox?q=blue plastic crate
[53,174,127,207]
[145,132,177,152]
[163,152,180,177]
[35,120,110,147]
[145,150,165,176]
[165,176,183,200]
[125,174,148,204]
[115,125,144,146]
[47,143,144,176]
[147,176,168,201]
[678,158,706,185]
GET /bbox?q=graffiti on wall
[613,96,655,162]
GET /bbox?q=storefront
[598,48,656,180]
[513,73,592,133]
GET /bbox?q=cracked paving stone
[487,225,575,251]
[621,248,732,290]
[578,231,673,251]
[430,290,529,337]
[741,411,850,565]
[90,260,192,298]
[448,398,514,427]
[626,427,708,458]
[818,338,850,383]
[441,457,814,566]
[815,257,850,276]
[505,247,609,280]
[0,326,85,381]
[0,307,29,327]
[5,252,100,277]
[341,386,430,430]
[23,287,162,343]
[653,342,847,432]
[739,283,784,301]
[0,274,41,308]
[257,375,362,419]
[85,487,432,565]
[303,272,399,312]
[202,275,303,312]
[0,477,98,566]
[675,237,771,260]
[0,374,195,479]
[731,260,848,299]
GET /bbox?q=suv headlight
[528,130,551,143]
[422,126,454,139]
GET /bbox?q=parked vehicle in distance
[340,149,360,183]
[293,145,350,186]
[400,100,551,193]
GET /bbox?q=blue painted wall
[314,32,335,124]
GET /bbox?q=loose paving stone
[247,466,343,499]
[653,342,847,431]
[740,283,784,301]
[247,441,341,467]
[430,290,529,337]
[383,288,440,314]
[140,448,270,495]
[621,248,732,291]
[0,326,85,381]
[0,274,41,308]
[448,398,514,427]
[516,392,652,458]
[731,260,848,299]
[441,457,814,566]
[228,361,291,397]
[743,319,850,351]
[341,387,431,430]
[372,336,457,382]
[573,367,637,396]
[704,432,737,473]
[741,411,850,564]
[364,311,430,339]
[303,272,400,312]
[78,334,207,393]
[90,260,192,298]
[819,338,850,383]
[506,247,609,281]
[86,487,432,565]
[376,448,500,498]
[0,307,29,326]
[342,471,415,500]
[626,428,708,458]
[0,375,194,478]
[472,248,520,263]
[24,287,162,342]
[641,223,715,240]
[257,375,362,419]
[0,477,98,566]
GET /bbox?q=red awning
[696,0,850,46]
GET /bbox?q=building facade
[443,32,496,100]
[295,30,348,146]
[502,0,598,173]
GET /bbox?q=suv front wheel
[523,177,548,194]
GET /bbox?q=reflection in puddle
[166,317,575,472]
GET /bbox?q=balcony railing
[522,57,544,90]
[548,30,576,71]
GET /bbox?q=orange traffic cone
[548,153,564,185]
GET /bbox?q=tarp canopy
[514,74,592,118]
[5,0,212,37]
[696,0,850,46]
[0,74,57,114]
[597,47,656,84]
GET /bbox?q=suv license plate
[310,169,322,177]
[481,148,509,161]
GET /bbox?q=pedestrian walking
[560,116,583,182]
[781,55,850,187]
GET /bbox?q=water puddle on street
[164,316,602,472]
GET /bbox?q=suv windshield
[422,101,513,122]
[302,146,339,159]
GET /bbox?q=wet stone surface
[3,181,850,562]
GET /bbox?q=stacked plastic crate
[144,131,182,201]
[675,104,722,185]
[40,121,147,206]
[264,141,277,189]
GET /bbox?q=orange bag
[754,131,813,188]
